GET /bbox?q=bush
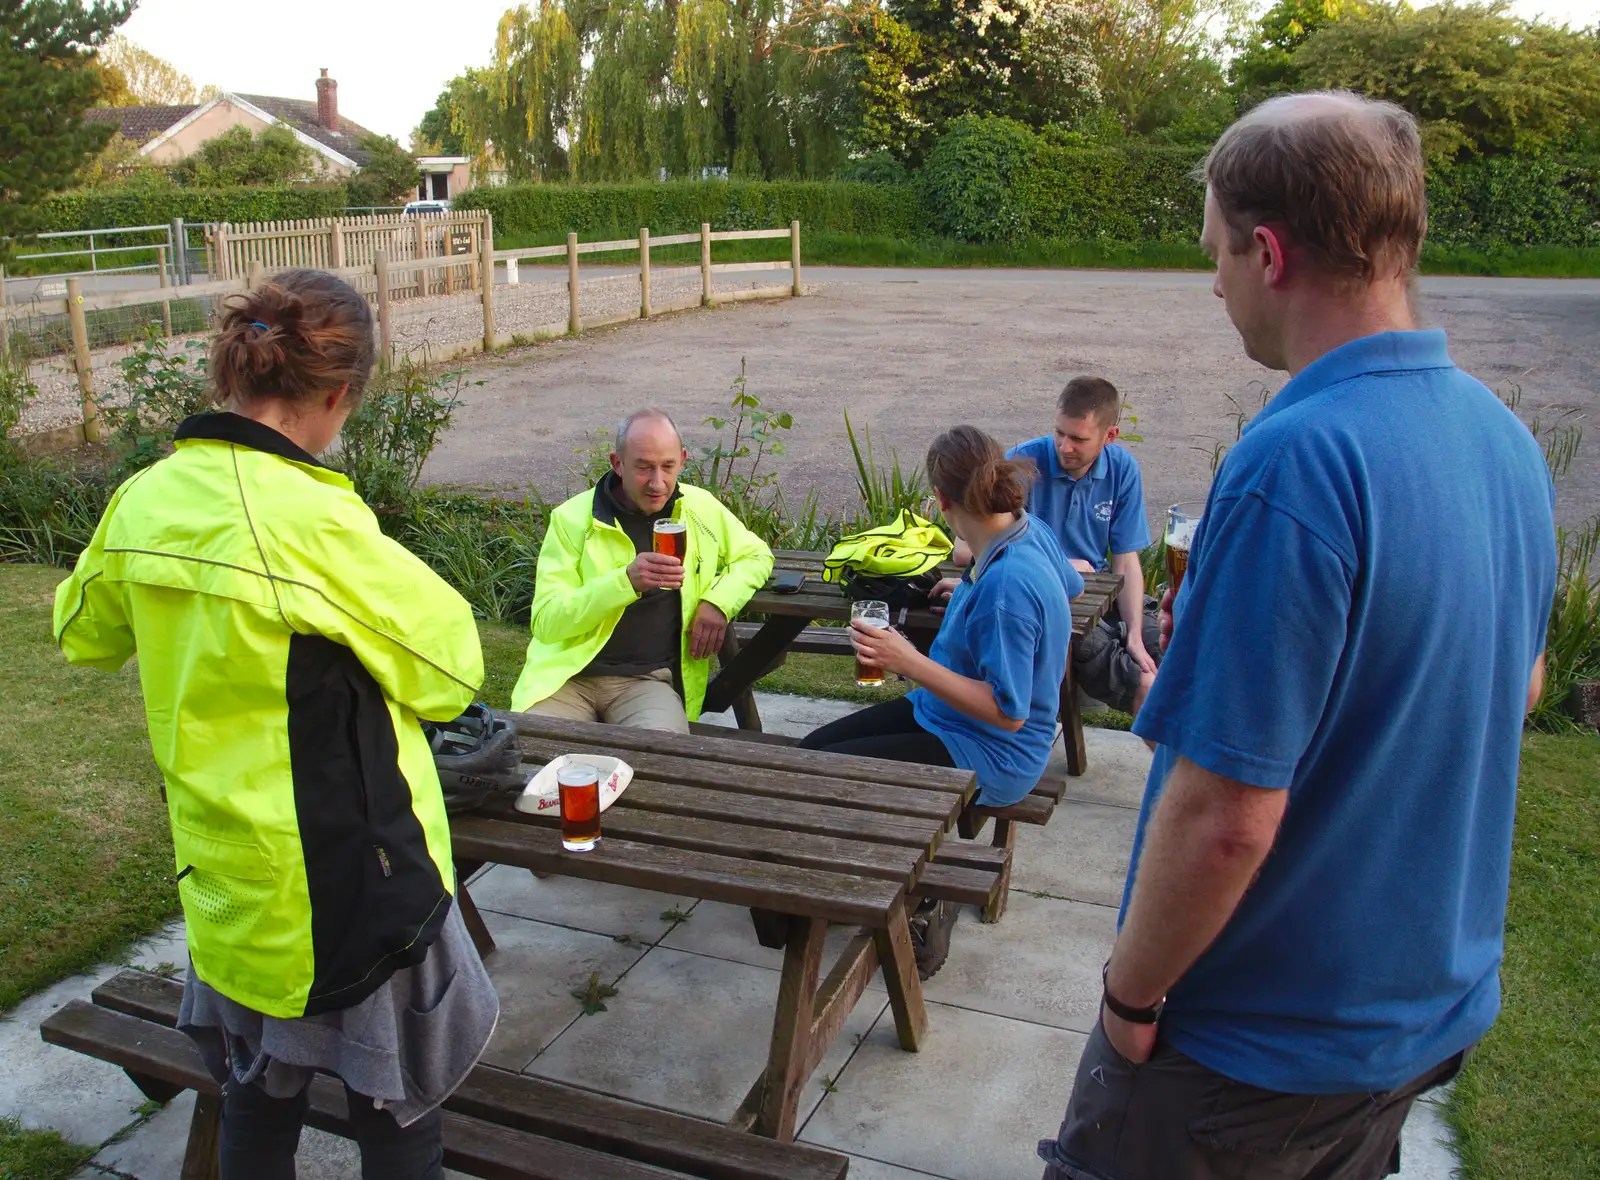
[37,184,349,232]
[918,117,1040,244]
[1017,143,1207,243]
[1426,155,1600,248]
[456,179,926,240]
[337,362,474,512]
[99,334,214,481]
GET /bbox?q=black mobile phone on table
[769,570,805,594]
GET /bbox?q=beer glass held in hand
[1165,501,1204,593]
[652,519,687,561]
[558,763,601,851]
[851,600,891,688]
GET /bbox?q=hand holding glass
[1165,502,1204,593]
[851,600,891,687]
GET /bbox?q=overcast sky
[119,0,1599,144]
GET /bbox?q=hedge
[455,180,926,240]
[1427,155,1600,248]
[38,185,350,231]
[1016,144,1207,243]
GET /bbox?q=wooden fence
[211,210,489,297]
[5,221,804,453]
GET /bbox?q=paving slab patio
[15,711,1463,1180]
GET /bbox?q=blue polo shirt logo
[1093,499,1114,522]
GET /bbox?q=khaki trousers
[526,668,689,733]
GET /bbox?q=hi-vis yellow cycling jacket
[53,413,482,1018]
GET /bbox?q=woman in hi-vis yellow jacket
[54,270,497,1180]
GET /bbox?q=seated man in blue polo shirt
[1009,376,1160,714]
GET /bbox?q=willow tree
[453,0,859,181]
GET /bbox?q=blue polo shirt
[911,515,1082,806]
[1127,331,1556,1093]
[1008,438,1150,570]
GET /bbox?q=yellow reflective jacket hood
[53,413,482,1018]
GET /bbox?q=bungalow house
[86,70,377,178]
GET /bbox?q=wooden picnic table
[451,711,978,1143]
[704,549,1123,775]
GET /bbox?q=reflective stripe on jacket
[510,481,773,718]
[53,413,482,1018]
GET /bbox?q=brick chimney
[315,68,339,132]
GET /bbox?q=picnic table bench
[451,712,977,1142]
[697,550,1122,923]
[39,969,851,1180]
[708,549,1122,779]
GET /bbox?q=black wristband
[1102,961,1164,1025]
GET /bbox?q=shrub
[918,117,1040,244]
[1426,155,1600,248]
[456,179,926,240]
[1017,143,1207,243]
[99,333,214,480]
[337,362,475,512]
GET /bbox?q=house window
[430,173,450,200]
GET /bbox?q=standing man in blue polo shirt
[1009,377,1160,715]
[1038,92,1556,1180]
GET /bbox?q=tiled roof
[84,105,198,144]
[234,94,378,166]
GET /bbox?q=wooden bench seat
[732,621,852,658]
[40,969,850,1180]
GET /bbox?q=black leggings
[220,1075,444,1180]
[798,696,956,768]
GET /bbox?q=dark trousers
[798,696,955,767]
[1039,1018,1465,1180]
[220,1075,445,1180]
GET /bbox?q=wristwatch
[1102,961,1165,1025]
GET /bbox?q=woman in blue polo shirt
[801,426,1081,970]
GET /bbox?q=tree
[1229,0,1359,106]
[347,135,422,207]
[415,88,466,155]
[1293,3,1600,159]
[451,0,862,182]
[170,125,321,187]
[101,35,203,104]
[1079,0,1245,137]
[0,0,132,264]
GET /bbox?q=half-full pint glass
[851,600,891,688]
[653,519,687,560]
[1165,501,1204,593]
[558,763,600,851]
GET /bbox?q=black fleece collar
[591,470,681,526]
[173,412,327,469]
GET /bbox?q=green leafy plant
[385,490,545,623]
[0,364,38,450]
[842,410,930,531]
[571,971,619,1015]
[659,906,693,924]
[338,361,473,512]
[100,331,213,479]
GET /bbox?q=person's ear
[1105,423,1120,445]
[609,451,624,476]
[936,490,954,513]
[326,383,351,413]
[1255,224,1290,288]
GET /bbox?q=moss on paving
[0,1117,95,1180]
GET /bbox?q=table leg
[873,905,929,1052]
[703,616,809,721]
[718,626,764,732]
[454,860,497,959]
[1061,633,1088,777]
[983,818,1018,924]
[753,916,828,1140]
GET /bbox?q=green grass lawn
[495,228,1600,279]
[4,564,1595,1176]
[1448,730,1600,1180]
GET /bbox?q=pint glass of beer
[851,600,891,687]
[1165,502,1204,593]
[653,519,687,561]
[558,763,601,852]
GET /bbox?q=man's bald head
[1201,90,1426,283]
[615,408,683,458]
[610,408,687,514]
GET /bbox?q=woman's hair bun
[209,269,375,409]
[927,425,1035,518]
